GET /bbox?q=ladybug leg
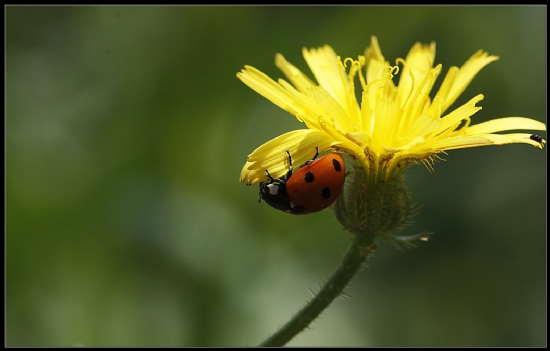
[312,146,319,160]
[285,150,293,178]
[265,150,295,181]
[304,147,320,166]
[265,169,275,182]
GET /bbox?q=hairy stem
[259,234,376,347]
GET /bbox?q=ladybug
[259,148,345,215]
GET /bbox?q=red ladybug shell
[285,153,345,214]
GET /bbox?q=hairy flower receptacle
[334,154,411,245]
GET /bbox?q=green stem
[259,234,376,347]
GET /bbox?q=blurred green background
[6,6,546,346]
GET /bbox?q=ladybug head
[259,170,292,213]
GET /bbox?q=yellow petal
[275,53,316,93]
[365,36,390,84]
[276,78,326,130]
[399,65,442,131]
[503,133,546,149]
[465,117,547,135]
[429,66,458,117]
[239,160,255,184]
[308,86,354,135]
[397,41,436,107]
[414,133,543,152]
[400,113,442,142]
[241,129,339,185]
[431,94,484,138]
[238,65,322,130]
[443,50,499,112]
[237,65,302,117]
[302,46,346,105]
[302,46,361,122]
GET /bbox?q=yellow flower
[238,36,546,186]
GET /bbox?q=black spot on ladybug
[321,187,331,199]
[530,134,543,143]
[332,159,342,172]
[305,171,314,182]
